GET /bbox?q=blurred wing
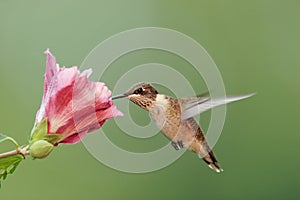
[181,93,255,121]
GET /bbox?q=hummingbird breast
[150,95,199,150]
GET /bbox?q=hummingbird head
[112,82,158,110]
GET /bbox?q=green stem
[0,146,28,159]
[0,135,19,148]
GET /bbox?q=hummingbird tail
[207,162,223,173]
[200,151,223,173]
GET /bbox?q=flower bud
[29,140,54,159]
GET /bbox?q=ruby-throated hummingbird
[112,83,254,173]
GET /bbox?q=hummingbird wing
[180,93,255,121]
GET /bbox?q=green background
[0,0,299,199]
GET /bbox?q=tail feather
[207,161,223,173]
[201,151,223,173]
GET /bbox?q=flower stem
[0,146,28,159]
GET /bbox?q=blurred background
[0,0,299,199]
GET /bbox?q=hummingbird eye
[134,87,143,94]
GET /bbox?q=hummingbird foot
[171,141,184,150]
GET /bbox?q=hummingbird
[112,82,254,173]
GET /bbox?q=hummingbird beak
[111,94,128,100]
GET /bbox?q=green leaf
[44,134,63,144]
[30,118,48,142]
[0,133,19,148]
[30,118,62,145]
[0,155,23,188]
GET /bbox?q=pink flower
[35,49,122,145]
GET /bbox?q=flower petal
[59,130,89,144]
[44,49,58,94]
[35,50,123,145]
[44,67,80,131]
[55,77,121,140]
[36,49,59,123]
